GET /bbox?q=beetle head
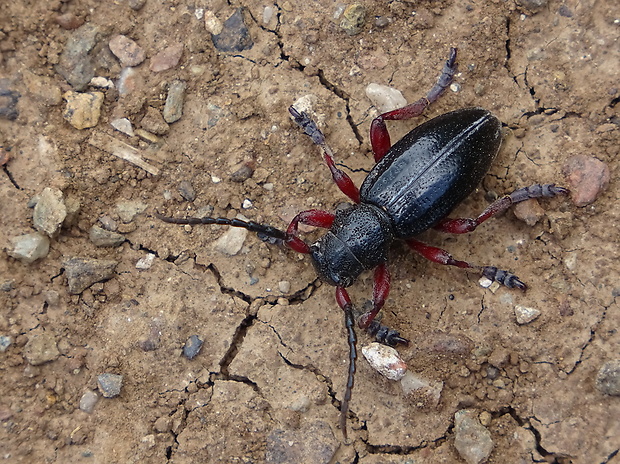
[309,234,364,288]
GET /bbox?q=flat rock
[8,233,50,263]
[33,187,67,236]
[23,333,60,366]
[64,257,118,294]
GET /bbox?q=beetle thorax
[309,203,393,288]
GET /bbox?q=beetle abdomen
[360,108,502,238]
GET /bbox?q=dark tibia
[154,212,287,241]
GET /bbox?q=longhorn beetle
[156,48,568,439]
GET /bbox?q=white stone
[365,83,407,113]
[8,233,50,263]
[361,342,407,381]
[514,305,541,325]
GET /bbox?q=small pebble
[63,91,104,129]
[204,10,223,35]
[150,43,184,73]
[23,333,60,366]
[63,257,118,294]
[140,107,169,135]
[111,118,134,136]
[55,12,84,30]
[595,360,620,396]
[79,390,99,413]
[514,304,541,325]
[109,35,146,67]
[8,233,50,263]
[214,224,248,255]
[365,83,407,113]
[136,253,156,270]
[562,155,610,206]
[340,4,366,36]
[178,180,195,201]
[98,215,118,231]
[163,80,186,123]
[89,225,126,247]
[154,416,172,432]
[361,342,407,381]
[33,187,67,237]
[116,200,148,223]
[211,8,253,52]
[230,163,255,182]
[89,76,115,89]
[98,373,123,398]
[242,199,253,209]
[183,335,204,360]
[0,335,13,352]
[278,281,291,293]
[454,409,494,464]
[513,199,545,226]
[128,0,146,10]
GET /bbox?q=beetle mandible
[157,48,568,439]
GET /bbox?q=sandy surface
[0,0,618,463]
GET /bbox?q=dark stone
[212,9,253,53]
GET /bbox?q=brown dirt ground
[1,0,618,463]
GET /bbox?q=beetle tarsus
[482,266,527,290]
[365,319,410,347]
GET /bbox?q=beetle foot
[288,106,326,145]
[482,266,526,290]
[365,319,410,347]
[509,183,570,203]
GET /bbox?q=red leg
[370,48,458,162]
[434,184,569,234]
[289,107,360,203]
[406,238,526,289]
[285,209,335,254]
[358,263,391,329]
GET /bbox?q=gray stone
[97,373,123,398]
[89,225,126,247]
[116,200,148,223]
[454,409,494,464]
[64,257,118,294]
[211,9,253,52]
[55,24,101,90]
[183,335,203,360]
[596,360,620,396]
[163,80,186,123]
[79,390,99,413]
[8,233,50,263]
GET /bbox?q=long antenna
[154,212,288,241]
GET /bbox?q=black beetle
[157,48,568,439]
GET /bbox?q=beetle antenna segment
[336,287,358,441]
[289,107,361,203]
[154,212,288,241]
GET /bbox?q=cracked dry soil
[1,0,619,463]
